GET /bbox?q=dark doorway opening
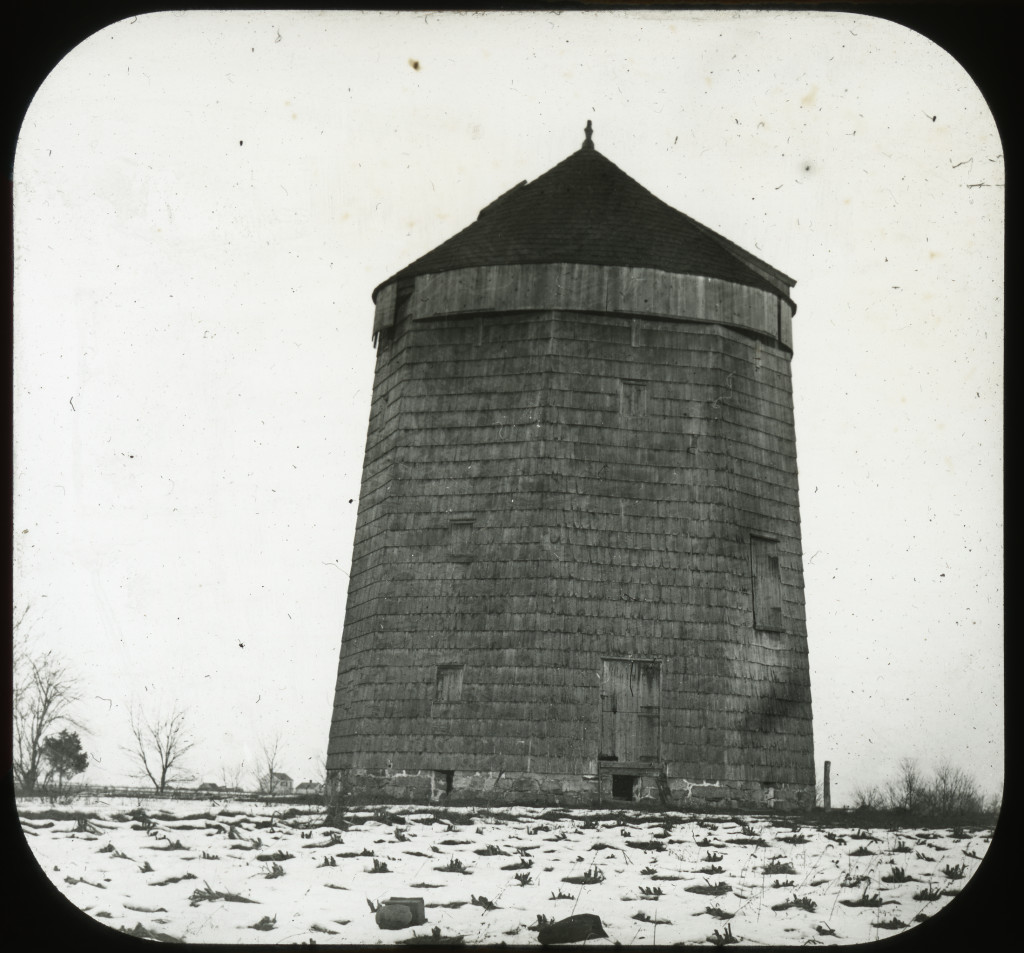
[435,770,454,798]
[611,774,637,801]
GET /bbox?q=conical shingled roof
[373,136,794,302]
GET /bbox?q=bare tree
[126,703,197,792]
[219,758,247,792]
[254,733,285,794]
[13,609,83,795]
[851,783,885,811]
[928,760,983,815]
[884,757,926,813]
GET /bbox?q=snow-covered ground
[20,797,991,945]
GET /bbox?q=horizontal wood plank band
[372,282,397,334]
[388,264,793,350]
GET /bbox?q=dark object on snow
[537,914,609,946]
[629,840,666,852]
[376,903,412,930]
[375,897,426,930]
[391,897,427,925]
[399,927,464,946]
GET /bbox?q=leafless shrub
[924,761,984,815]
[850,785,885,811]
[219,759,247,792]
[856,758,996,819]
[884,758,926,813]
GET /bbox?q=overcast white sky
[13,10,1003,802]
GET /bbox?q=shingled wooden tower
[327,127,815,808]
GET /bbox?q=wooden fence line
[15,784,324,804]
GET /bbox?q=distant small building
[197,782,221,792]
[268,772,293,795]
[295,780,324,796]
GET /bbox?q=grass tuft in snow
[839,889,885,908]
[871,917,908,930]
[762,859,797,875]
[881,865,916,883]
[685,880,732,897]
[150,872,197,886]
[708,923,740,945]
[562,865,605,885]
[943,863,967,880]
[434,857,471,874]
[770,894,817,913]
[188,882,258,906]
[701,905,734,920]
[632,910,672,924]
[120,922,183,942]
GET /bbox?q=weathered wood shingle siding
[329,299,813,791]
[332,141,813,805]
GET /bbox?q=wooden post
[823,761,832,811]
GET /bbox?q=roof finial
[583,119,594,150]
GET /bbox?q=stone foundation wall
[665,777,813,812]
[327,768,813,812]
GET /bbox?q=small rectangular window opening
[448,519,475,562]
[750,536,784,631]
[620,380,648,417]
[435,664,464,703]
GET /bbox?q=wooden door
[600,660,661,762]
